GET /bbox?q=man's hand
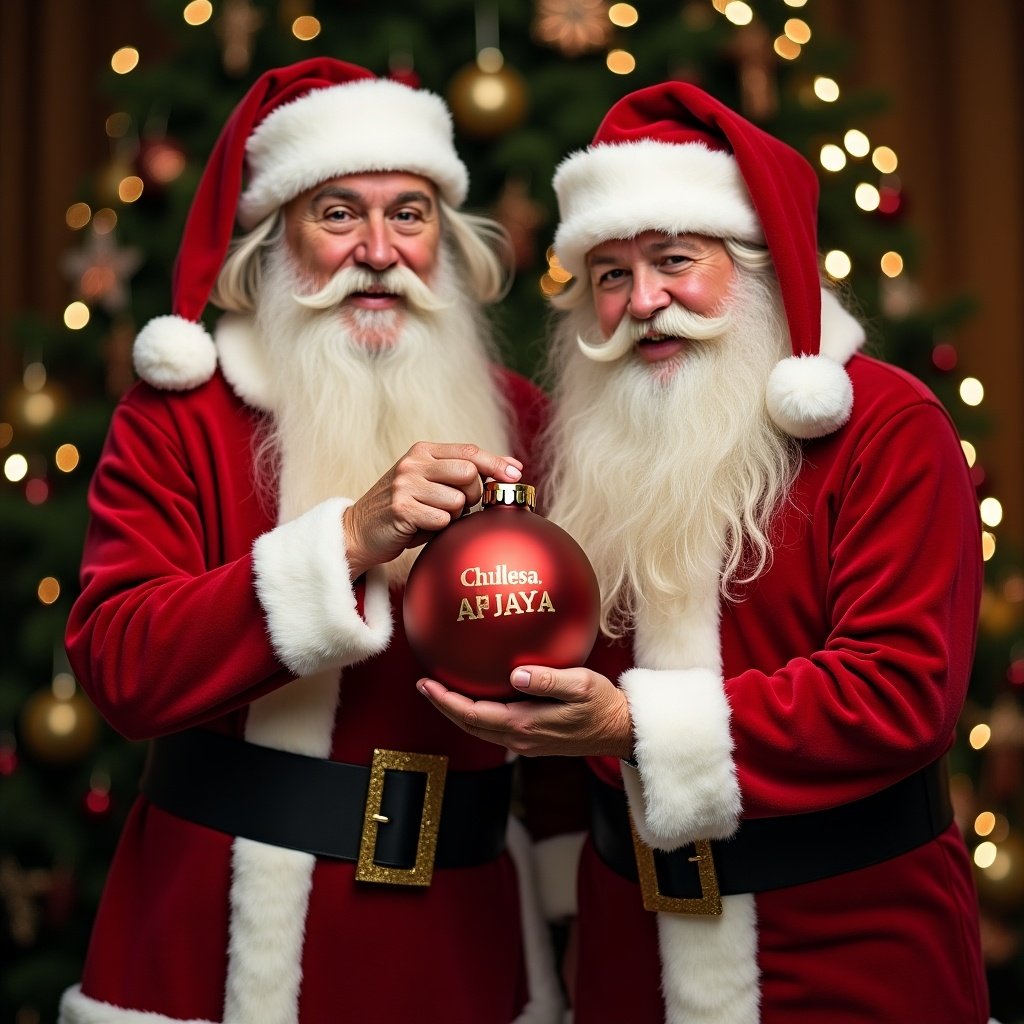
[343,442,522,579]
[418,665,634,759]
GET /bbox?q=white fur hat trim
[133,314,217,391]
[552,140,762,278]
[238,78,469,229]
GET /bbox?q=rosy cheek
[311,241,356,277]
[672,279,721,315]
[404,236,441,279]
[594,294,626,337]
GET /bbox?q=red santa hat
[552,81,854,439]
[133,57,470,392]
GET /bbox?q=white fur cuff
[620,667,741,849]
[252,497,393,676]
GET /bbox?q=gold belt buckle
[355,749,448,887]
[629,813,723,916]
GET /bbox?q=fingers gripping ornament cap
[552,81,855,439]
[133,57,470,392]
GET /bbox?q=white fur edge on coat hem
[59,985,213,1023]
[58,824,566,1024]
[252,496,393,677]
[619,667,740,849]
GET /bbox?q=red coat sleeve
[728,400,983,817]
[65,394,292,739]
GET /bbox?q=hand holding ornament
[418,665,634,759]
[342,441,523,580]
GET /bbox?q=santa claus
[61,59,563,1024]
[420,83,990,1022]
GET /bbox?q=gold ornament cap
[483,481,536,509]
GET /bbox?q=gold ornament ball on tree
[20,686,100,764]
[448,60,527,139]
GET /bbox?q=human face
[587,231,735,363]
[282,171,442,311]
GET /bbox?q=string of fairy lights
[1,0,1019,885]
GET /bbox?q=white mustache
[292,265,452,314]
[577,302,733,363]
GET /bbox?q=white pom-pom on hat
[766,353,854,440]
[133,315,217,391]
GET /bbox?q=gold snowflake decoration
[533,0,612,57]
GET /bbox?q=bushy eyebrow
[588,234,708,268]
[647,235,704,254]
[308,187,434,210]
[310,186,361,205]
[392,190,434,209]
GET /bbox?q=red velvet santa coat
[574,349,989,1023]
[59,317,563,1024]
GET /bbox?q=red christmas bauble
[403,482,600,700]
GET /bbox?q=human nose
[627,266,670,320]
[354,214,398,271]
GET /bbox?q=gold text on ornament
[459,563,542,587]
[457,590,556,621]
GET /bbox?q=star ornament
[62,228,142,315]
[533,0,612,57]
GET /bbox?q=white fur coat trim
[59,986,213,1023]
[533,830,586,921]
[622,554,756,1020]
[657,894,761,1024]
[507,817,569,1024]
[818,288,865,365]
[59,824,567,1024]
[223,839,314,1024]
[252,496,393,677]
[215,312,275,411]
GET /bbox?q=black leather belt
[141,729,512,887]
[591,760,953,915]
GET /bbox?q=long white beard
[255,242,512,584]
[541,271,800,635]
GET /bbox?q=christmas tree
[2,1,1022,1020]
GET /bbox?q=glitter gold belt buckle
[355,749,448,887]
[629,814,723,916]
